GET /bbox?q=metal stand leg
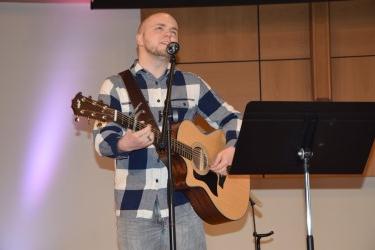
[250,198,274,250]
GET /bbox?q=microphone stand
[160,52,177,250]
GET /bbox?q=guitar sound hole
[192,146,208,172]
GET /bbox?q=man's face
[137,13,179,57]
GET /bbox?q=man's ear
[136,33,143,47]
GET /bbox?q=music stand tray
[230,101,375,250]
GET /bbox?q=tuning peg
[97,122,102,128]
[74,116,80,122]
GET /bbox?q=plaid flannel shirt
[93,61,242,219]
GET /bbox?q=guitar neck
[72,92,195,160]
[111,108,194,161]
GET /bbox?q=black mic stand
[159,51,177,250]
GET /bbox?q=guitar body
[174,120,250,224]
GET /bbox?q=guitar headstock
[71,92,114,122]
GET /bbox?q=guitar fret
[187,147,191,159]
[175,141,192,160]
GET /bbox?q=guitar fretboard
[112,108,197,160]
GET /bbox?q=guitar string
[119,113,202,160]
[108,109,204,160]
[129,116,201,160]
[84,100,205,161]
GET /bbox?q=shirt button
[156,179,159,183]
[157,99,160,103]
[155,81,158,85]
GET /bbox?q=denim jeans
[116,200,207,250]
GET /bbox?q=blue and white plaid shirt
[93,61,242,219]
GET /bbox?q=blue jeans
[116,200,207,250]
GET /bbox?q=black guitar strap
[118,70,160,132]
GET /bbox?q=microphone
[166,42,180,55]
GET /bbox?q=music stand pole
[298,149,314,250]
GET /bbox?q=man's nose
[165,31,176,40]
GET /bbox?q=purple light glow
[2,5,104,250]
[21,71,74,211]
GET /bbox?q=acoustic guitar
[71,92,250,224]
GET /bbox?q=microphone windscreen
[166,42,180,55]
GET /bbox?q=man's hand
[210,146,235,176]
[117,124,155,152]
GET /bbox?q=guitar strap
[118,70,160,132]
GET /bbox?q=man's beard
[144,42,169,58]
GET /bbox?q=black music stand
[230,101,375,250]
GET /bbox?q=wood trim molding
[310,2,332,101]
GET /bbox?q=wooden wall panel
[261,60,312,101]
[330,0,375,57]
[177,62,260,113]
[141,2,375,176]
[259,3,310,60]
[330,1,375,176]
[141,6,259,62]
[331,57,375,101]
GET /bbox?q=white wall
[0,3,138,250]
[1,3,375,250]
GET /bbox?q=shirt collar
[130,59,171,77]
